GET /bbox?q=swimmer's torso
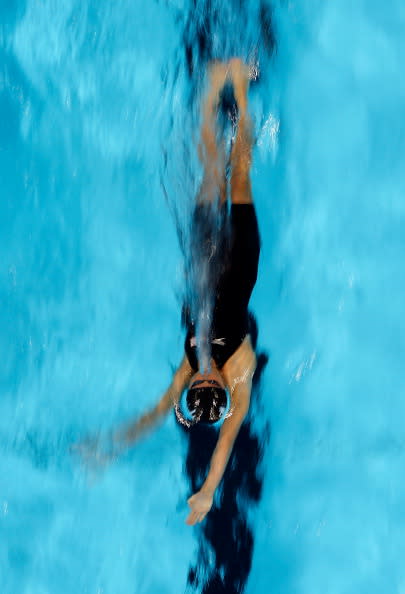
[184,203,260,372]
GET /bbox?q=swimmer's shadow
[182,316,271,594]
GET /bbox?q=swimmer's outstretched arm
[74,357,192,466]
[113,356,193,450]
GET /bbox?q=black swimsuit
[184,203,260,371]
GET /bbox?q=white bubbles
[257,112,279,159]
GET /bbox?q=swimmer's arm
[201,383,251,496]
[195,340,257,499]
[186,384,251,525]
[113,356,193,449]
[73,357,192,466]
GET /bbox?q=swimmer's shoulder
[222,335,256,395]
[170,355,193,405]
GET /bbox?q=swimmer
[76,59,260,526]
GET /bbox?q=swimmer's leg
[197,62,229,205]
[229,59,253,205]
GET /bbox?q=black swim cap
[186,386,228,425]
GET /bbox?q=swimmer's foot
[229,58,250,116]
[204,61,230,117]
[228,59,253,163]
[208,61,229,97]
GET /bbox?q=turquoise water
[1,1,405,593]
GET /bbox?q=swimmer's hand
[186,489,213,525]
[71,433,122,471]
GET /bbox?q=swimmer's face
[189,367,226,391]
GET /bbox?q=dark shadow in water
[182,0,276,73]
[179,315,270,594]
[182,0,276,89]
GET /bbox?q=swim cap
[176,385,231,428]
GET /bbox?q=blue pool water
[1,1,405,593]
